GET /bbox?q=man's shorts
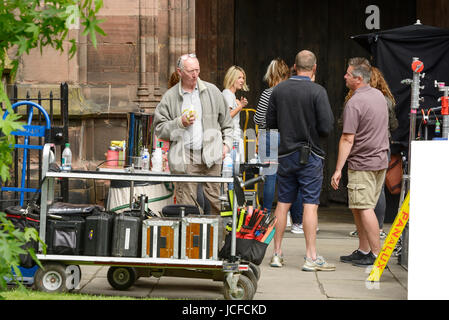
[277,150,323,205]
[347,169,387,210]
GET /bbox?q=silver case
[142,218,180,259]
[180,215,224,260]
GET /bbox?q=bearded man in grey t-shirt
[331,57,389,267]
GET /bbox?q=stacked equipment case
[141,218,180,259]
[181,215,224,260]
[35,143,258,300]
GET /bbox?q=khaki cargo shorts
[347,169,387,209]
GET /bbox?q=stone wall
[10,0,195,204]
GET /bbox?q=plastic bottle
[151,147,163,172]
[61,143,72,171]
[435,120,441,136]
[222,153,233,178]
[141,147,150,171]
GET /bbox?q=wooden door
[196,0,417,204]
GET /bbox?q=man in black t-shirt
[266,50,335,272]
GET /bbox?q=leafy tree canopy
[0,0,105,294]
[0,0,105,108]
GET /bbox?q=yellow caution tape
[367,192,410,282]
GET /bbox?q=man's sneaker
[291,223,304,234]
[340,249,369,264]
[349,230,358,237]
[270,253,284,267]
[352,252,377,267]
[380,230,387,239]
[302,256,336,272]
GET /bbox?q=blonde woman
[222,66,249,143]
[222,66,249,162]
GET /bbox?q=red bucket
[107,147,119,166]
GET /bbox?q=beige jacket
[154,78,233,173]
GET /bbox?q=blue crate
[4,265,38,286]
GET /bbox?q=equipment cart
[34,143,261,300]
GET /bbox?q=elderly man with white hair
[154,53,233,214]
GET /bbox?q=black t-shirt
[266,76,334,157]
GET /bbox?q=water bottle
[222,153,233,178]
[61,143,72,171]
[232,141,239,163]
[435,120,441,136]
[141,147,150,171]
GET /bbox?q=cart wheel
[249,262,261,280]
[107,267,137,290]
[243,269,258,292]
[224,274,255,300]
[34,262,69,293]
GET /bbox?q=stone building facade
[9,0,195,203]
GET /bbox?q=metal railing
[0,83,69,209]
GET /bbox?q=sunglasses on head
[177,53,197,68]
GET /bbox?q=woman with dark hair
[168,71,180,89]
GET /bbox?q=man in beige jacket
[154,53,233,214]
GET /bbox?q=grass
[0,287,162,300]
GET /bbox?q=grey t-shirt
[343,85,389,171]
[222,89,241,141]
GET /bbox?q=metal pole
[407,58,424,177]
[230,191,238,260]
[399,58,425,270]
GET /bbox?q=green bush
[0,212,45,293]
[0,0,105,298]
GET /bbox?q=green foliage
[0,0,106,108]
[0,0,105,297]
[0,109,23,182]
[0,211,46,292]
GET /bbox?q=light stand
[398,58,425,269]
[400,57,425,206]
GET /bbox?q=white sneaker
[286,214,292,227]
[291,223,304,234]
[302,256,336,272]
[270,253,284,268]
